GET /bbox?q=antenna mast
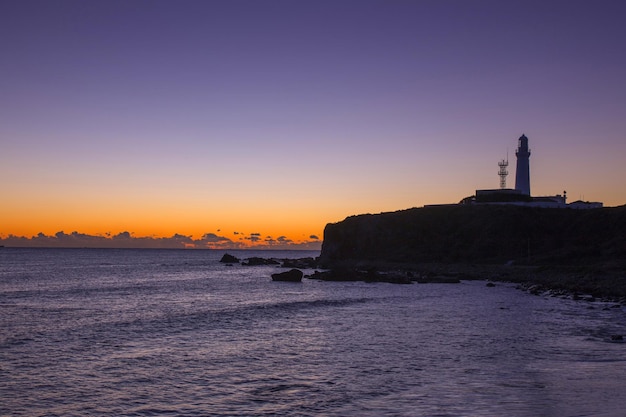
[498,157,509,189]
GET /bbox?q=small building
[472,189,567,207]
[475,188,530,203]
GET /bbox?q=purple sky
[2,0,625,248]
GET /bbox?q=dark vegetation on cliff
[320,205,626,266]
[319,205,626,298]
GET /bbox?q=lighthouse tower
[515,134,531,195]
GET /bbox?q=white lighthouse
[515,134,531,195]
[469,133,602,208]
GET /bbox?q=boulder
[242,257,280,266]
[272,269,303,282]
[308,268,411,284]
[281,257,318,269]
[220,253,240,263]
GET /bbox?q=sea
[1,248,625,417]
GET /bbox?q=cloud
[113,231,132,240]
[0,229,322,250]
[246,232,262,242]
[309,235,319,240]
[201,233,231,243]
[195,233,235,249]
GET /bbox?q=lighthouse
[515,134,531,195]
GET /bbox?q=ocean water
[1,248,625,417]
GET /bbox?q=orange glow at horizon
[4,167,625,245]
[0,192,330,246]
[3,1,626,250]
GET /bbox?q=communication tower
[498,158,509,189]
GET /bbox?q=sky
[1,0,625,249]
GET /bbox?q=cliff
[319,205,626,268]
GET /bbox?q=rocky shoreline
[317,261,626,303]
[314,204,626,304]
[220,253,626,304]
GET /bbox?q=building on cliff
[466,134,602,209]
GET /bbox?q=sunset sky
[2,0,625,249]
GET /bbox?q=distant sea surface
[1,248,625,417]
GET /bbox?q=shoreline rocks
[242,257,280,266]
[308,269,412,284]
[272,269,303,282]
[219,253,240,264]
[218,253,625,302]
[281,257,317,269]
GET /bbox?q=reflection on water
[1,248,625,416]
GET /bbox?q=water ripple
[2,249,626,416]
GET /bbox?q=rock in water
[220,253,240,263]
[272,269,303,282]
[243,257,280,266]
[281,257,318,269]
